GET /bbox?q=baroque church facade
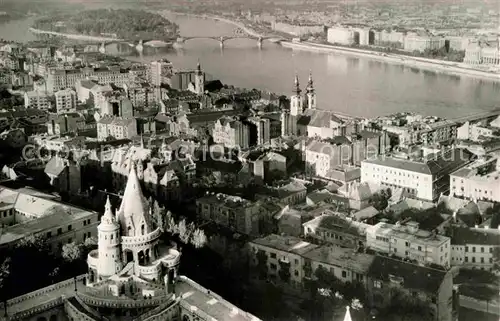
[2,165,261,321]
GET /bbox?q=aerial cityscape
[0,0,499,321]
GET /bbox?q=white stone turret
[290,74,303,116]
[305,71,316,110]
[97,196,123,278]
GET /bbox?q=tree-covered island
[33,9,179,40]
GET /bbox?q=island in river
[32,9,179,41]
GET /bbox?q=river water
[1,14,499,118]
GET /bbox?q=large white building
[361,149,475,201]
[450,157,500,202]
[54,88,77,113]
[366,221,451,268]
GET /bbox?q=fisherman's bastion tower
[1,165,261,321]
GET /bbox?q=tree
[369,188,392,211]
[62,242,82,291]
[190,228,207,249]
[178,219,194,244]
[166,215,178,235]
[0,257,11,316]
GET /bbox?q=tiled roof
[352,206,379,221]
[367,256,447,293]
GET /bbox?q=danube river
[1,14,500,118]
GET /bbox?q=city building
[196,193,265,236]
[123,82,155,108]
[46,113,86,136]
[366,221,451,268]
[457,120,500,142]
[45,156,82,196]
[366,256,453,321]
[450,226,500,271]
[212,116,251,149]
[450,157,500,202]
[0,186,98,251]
[24,90,51,110]
[302,245,376,285]
[97,116,137,141]
[75,79,98,103]
[403,32,445,52]
[45,65,133,93]
[249,234,319,289]
[54,88,77,113]
[271,21,325,37]
[303,211,370,249]
[149,59,173,86]
[464,41,500,66]
[361,149,475,201]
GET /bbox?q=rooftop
[369,221,449,246]
[303,246,375,275]
[177,277,262,321]
[450,227,500,246]
[198,193,254,208]
[368,256,447,294]
[251,234,319,255]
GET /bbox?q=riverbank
[161,11,265,39]
[29,27,122,42]
[281,41,500,82]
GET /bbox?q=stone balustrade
[8,296,65,320]
[1,275,86,308]
[162,249,181,267]
[77,291,169,309]
[133,297,178,321]
[121,228,162,246]
[65,298,99,321]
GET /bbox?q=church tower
[194,61,205,95]
[305,71,316,110]
[97,196,123,279]
[290,74,303,116]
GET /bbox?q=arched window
[50,315,58,321]
[182,316,190,321]
[127,226,132,235]
[141,224,145,235]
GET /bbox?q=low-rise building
[249,234,319,289]
[97,116,137,141]
[450,226,500,271]
[196,193,264,236]
[366,256,453,321]
[366,221,451,268]
[0,186,98,252]
[450,157,500,202]
[46,113,86,136]
[303,211,369,249]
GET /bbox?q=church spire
[343,306,352,321]
[306,70,314,93]
[196,60,202,75]
[293,73,301,95]
[102,196,115,224]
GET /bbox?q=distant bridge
[72,27,286,53]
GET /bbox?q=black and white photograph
[0,0,499,320]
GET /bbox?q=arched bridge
[174,35,284,48]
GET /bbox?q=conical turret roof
[116,163,151,236]
[293,74,301,95]
[99,196,119,231]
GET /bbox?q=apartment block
[366,221,451,268]
[450,227,500,271]
[361,149,475,201]
[196,193,263,236]
[450,157,500,202]
[54,88,77,113]
[24,91,51,110]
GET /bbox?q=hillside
[32,9,179,40]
